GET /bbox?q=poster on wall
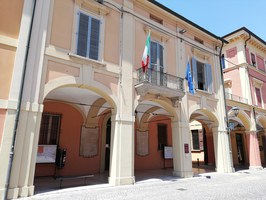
[36,145,57,163]
[80,126,99,157]
[164,146,173,159]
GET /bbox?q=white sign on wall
[36,145,57,163]
[164,146,173,159]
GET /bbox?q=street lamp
[232,106,239,117]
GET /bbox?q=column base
[216,166,235,173]
[249,166,263,170]
[28,185,35,196]
[19,186,29,197]
[173,170,193,178]
[0,188,6,200]
[7,187,19,199]
[108,176,135,186]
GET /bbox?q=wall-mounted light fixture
[179,29,187,34]
[232,106,239,117]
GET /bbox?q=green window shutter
[89,18,100,60]
[77,13,89,57]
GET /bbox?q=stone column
[172,120,193,178]
[108,0,135,186]
[7,0,51,198]
[246,131,262,170]
[212,127,234,173]
[108,114,135,185]
[8,105,43,198]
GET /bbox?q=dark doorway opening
[105,118,111,170]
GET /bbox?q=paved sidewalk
[20,169,266,200]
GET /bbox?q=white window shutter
[205,63,213,93]
[192,57,198,89]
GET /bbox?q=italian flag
[141,31,151,72]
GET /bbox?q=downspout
[4,0,37,199]
[218,38,234,172]
[244,33,251,63]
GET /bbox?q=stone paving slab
[20,169,266,200]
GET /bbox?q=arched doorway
[228,109,251,170]
[189,109,217,174]
[134,99,175,180]
[34,85,116,191]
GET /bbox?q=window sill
[68,53,106,68]
[195,89,213,95]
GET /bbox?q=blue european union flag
[185,61,195,95]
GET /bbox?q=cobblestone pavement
[20,169,266,200]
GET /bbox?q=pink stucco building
[223,27,266,169]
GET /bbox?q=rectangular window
[194,37,204,44]
[226,47,237,58]
[157,124,167,150]
[39,113,61,145]
[192,130,200,150]
[255,87,262,107]
[150,14,163,24]
[256,55,265,72]
[192,57,213,93]
[76,12,100,60]
[150,41,164,86]
[251,53,256,66]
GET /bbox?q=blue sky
[156,0,266,41]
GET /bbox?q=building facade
[0,0,235,199]
[223,27,266,169]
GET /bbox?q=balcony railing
[136,68,184,91]
[225,92,248,104]
[135,68,185,104]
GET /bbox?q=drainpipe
[4,0,37,199]
[244,33,251,63]
[218,38,234,172]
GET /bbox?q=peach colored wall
[135,117,173,170]
[50,0,74,50]
[45,60,80,83]
[0,48,16,99]
[0,0,24,38]
[0,109,7,146]
[224,69,242,97]
[35,102,102,177]
[134,20,146,70]
[104,9,120,64]
[165,37,177,75]
[94,72,118,94]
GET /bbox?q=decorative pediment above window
[253,78,263,88]
[191,47,210,61]
[75,0,110,15]
[224,79,232,88]
[143,26,170,42]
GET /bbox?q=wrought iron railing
[225,92,248,104]
[136,68,184,91]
